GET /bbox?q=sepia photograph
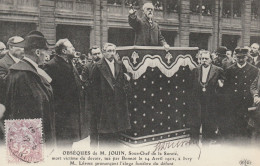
[0,0,260,165]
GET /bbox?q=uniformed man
[222,47,258,142]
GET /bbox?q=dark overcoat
[91,58,131,135]
[250,71,260,129]
[44,55,88,144]
[0,52,15,79]
[189,64,224,139]
[128,14,166,46]
[4,59,56,145]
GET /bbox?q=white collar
[105,58,114,65]
[8,52,20,63]
[254,56,258,62]
[237,62,247,68]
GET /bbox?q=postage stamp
[5,119,44,163]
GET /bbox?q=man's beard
[251,52,259,57]
[147,12,153,18]
[93,57,101,62]
[202,63,209,67]
[67,54,75,59]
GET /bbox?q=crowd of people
[0,32,131,148]
[190,44,260,144]
[0,2,259,149]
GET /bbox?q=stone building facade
[0,0,259,54]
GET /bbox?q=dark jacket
[250,71,260,128]
[4,58,56,145]
[223,63,258,135]
[252,56,260,68]
[0,52,15,79]
[91,58,131,135]
[44,55,87,144]
[128,14,167,46]
[190,64,224,139]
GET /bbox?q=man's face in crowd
[9,45,24,59]
[201,53,212,67]
[63,40,75,59]
[36,49,49,66]
[144,5,154,19]
[250,43,259,57]
[236,55,247,65]
[91,48,102,62]
[104,45,116,61]
[251,43,259,53]
[226,50,232,59]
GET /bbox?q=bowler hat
[216,46,228,57]
[13,31,52,50]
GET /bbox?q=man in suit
[190,50,224,143]
[250,43,260,68]
[91,43,131,147]
[0,36,24,79]
[82,45,103,87]
[4,31,56,146]
[44,39,87,147]
[81,46,103,142]
[128,2,169,49]
[223,47,258,142]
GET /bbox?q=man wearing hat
[212,46,228,68]
[0,36,24,79]
[3,31,56,145]
[0,36,24,122]
[222,47,258,142]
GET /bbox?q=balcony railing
[190,14,212,26]
[0,0,38,13]
[107,4,178,23]
[55,0,93,15]
[222,17,241,28]
[251,20,260,29]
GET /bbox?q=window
[222,0,231,18]
[190,0,200,14]
[251,0,259,20]
[107,0,122,5]
[190,0,212,16]
[201,0,212,16]
[152,0,163,10]
[233,0,241,18]
[166,0,179,13]
[222,0,241,18]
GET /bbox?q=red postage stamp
[5,119,44,163]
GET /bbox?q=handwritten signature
[153,140,201,159]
